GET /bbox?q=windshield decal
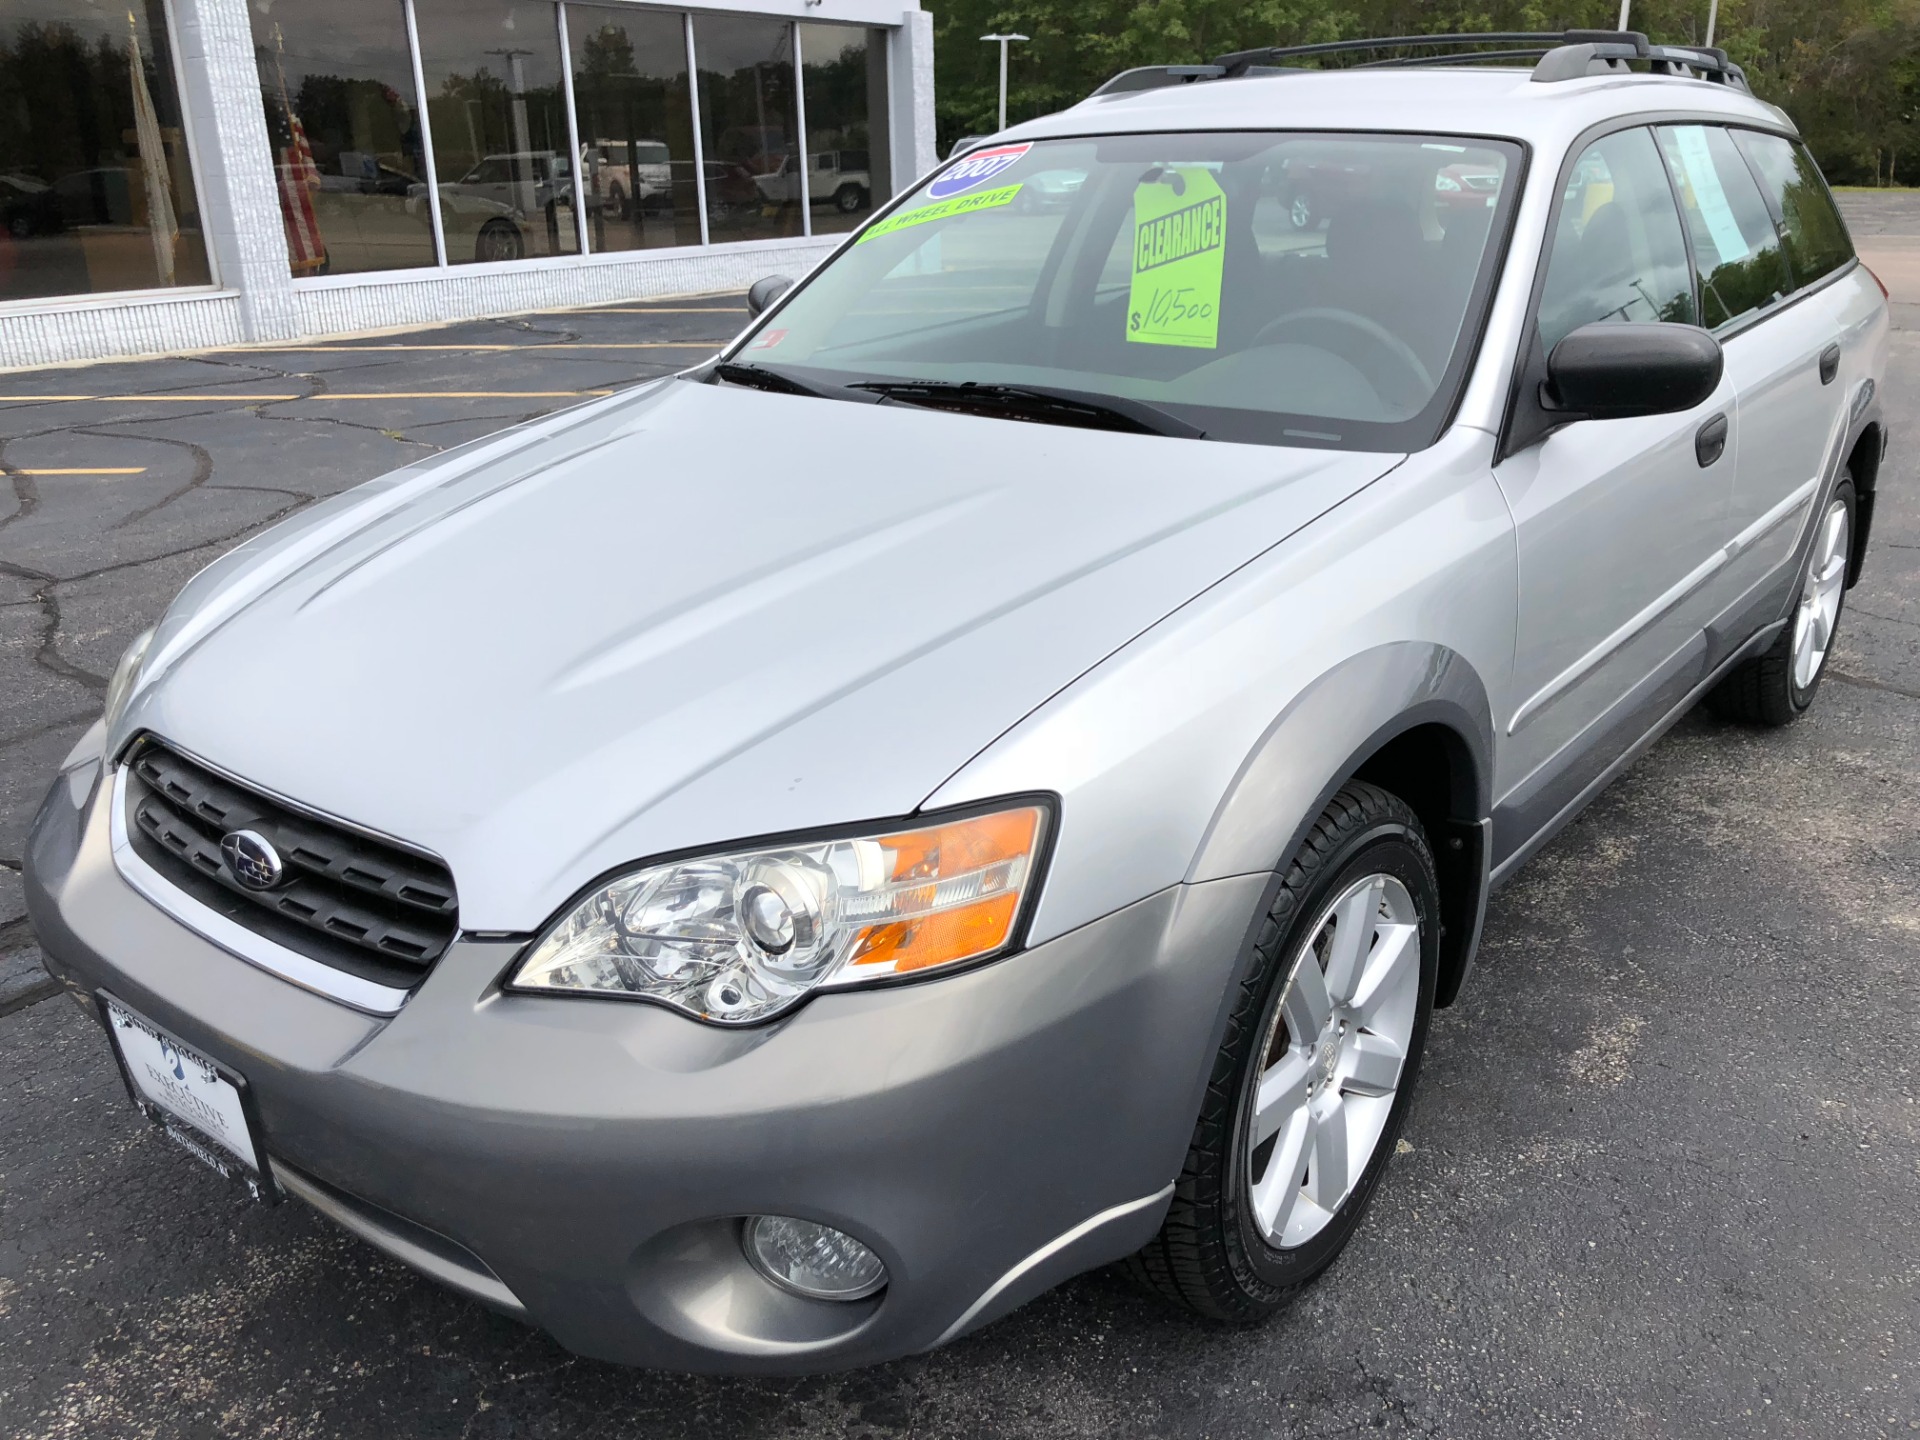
[856,183,1023,244]
[1128,167,1225,349]
[927,142,1032,199]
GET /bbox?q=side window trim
[1724,125,1803,294]
[1651,123,1707,332]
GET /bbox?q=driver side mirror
[1544,322,1722,421]
[746,275,794,318]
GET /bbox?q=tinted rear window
[1731,130,1855,287]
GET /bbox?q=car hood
[127,379,1401,931]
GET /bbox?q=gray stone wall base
[292,239,840,338]
[0,293,247,371]
[0,239,838,369]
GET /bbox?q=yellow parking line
[0,391,613,403]
[8,467,148,475]
[0,394,303,402]
[317,391,616,399]
[243,342,722,351]
[562,307,742,315]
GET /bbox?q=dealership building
[0,0,934,365]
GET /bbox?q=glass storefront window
[250,0,435,277]
[0,0,209,302]
[413,0,578,264]
[565,4,698,252]
[691,13,798,244]
[796,25,888,236]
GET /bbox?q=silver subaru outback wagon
[25,31,1889,1373]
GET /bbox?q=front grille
[125,737,458,990]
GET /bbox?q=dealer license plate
[102,995,271,1198]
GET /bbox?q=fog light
[743,1215,887,1301]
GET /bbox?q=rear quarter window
[1731,130,1855,287]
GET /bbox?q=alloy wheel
[1791,497,1850,693]
[1247,872,1421,1249]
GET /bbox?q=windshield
[732,131,1521,449]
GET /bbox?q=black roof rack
[1088,29,1747,99]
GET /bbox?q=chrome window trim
[107,767,414,1017]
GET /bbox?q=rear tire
[1706,476,1855,727]
[475,218,523,263]
[1128,782,1438,1321]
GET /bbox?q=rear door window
[1730,130,1855,288]
[1655,125,1792,330]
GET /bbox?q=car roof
[1003,67,1792,154]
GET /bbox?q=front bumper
[26,755,1260,1373]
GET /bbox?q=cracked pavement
[0,297,739,1009]
[3,210,1919,1438]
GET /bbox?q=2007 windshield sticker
[1128,167,1225,349]
[927,142,1031,199]
[856,184,1023,243]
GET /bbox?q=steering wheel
[1250,308,1436,410]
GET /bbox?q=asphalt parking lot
[3,200,1919,1437]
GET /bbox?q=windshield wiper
[711,361,880,404]
[850,380,1205,439]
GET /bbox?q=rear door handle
[1820,342,1841,385]
[1695,412,1729,468]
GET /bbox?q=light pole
[1705,0,1719,45]
[980,32,1028,132]
[1617,0,1631,28]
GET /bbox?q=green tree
[926,0,1920,183]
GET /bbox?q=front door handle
[1820,342,1842,385]
[1695,412,1729,468]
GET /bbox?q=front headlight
[509,800,1051,1024]
[102,628,154,737]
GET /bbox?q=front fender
[1189,641,1495,1010]
[1189,641,1492,882]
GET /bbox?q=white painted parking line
[0,391,615,403]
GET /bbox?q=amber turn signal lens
[847,806,1043,975]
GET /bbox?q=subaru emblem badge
[220,829,284,891]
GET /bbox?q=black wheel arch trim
[1189,642,1496,1015]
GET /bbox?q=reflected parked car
[584,139,672,220]
[436,152,581,219]
[1011,168,1086,212]
[0,172,62,237]
[51,166,139,227]
[1434,163,1502,213]
[405,180,525,263]
[753,150,872,214]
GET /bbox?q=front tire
[1706,476,1855,727]
[1128,782,1439,1321]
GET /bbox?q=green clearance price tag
[856,184,1023,244]
[1128,167,1225,349]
